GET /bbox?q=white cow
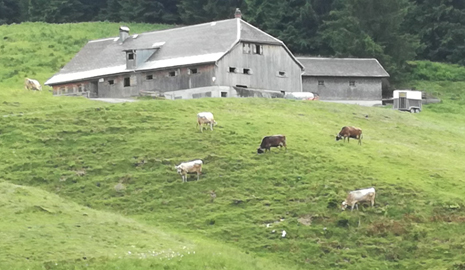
[24,78,42,91]
[175,160,203,182]
[197,112,217,132]
[341,187,376,211]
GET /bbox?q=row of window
[318,80,356,86]
[58,84,85,94]
[228,67,287,77]
[243,43,263,55]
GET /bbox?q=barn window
[108,79,114,85]
[243,68,251,75]
[124,77,130,87]
[146,74,153,80]
[253,44,263,55]
[278,71,286,77]
[229,67,236,73]
[174,96,182,99]
[349,80,356,86]
[59,87,65,94]
[221,92,227,97]
[127,52,134,60]
[189,68,198,74]
[77,84,83,92]
[242,43,251,54]
[169,71,177,77]
[318,80,324,85]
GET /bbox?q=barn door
[89,81,98,98]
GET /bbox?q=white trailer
[393,90,422,113]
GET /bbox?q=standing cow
[175,160,203,182]
[336,126,363,145]
[24,78,42,91]
[197,112,217,132]
[341,187,376,211]
[257,135,287,154]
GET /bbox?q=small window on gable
[229,67,236,73]
[318,80,324,86]
[128,52,134,60]
[253,44,263,55]
[242,43,250,54]
[108,79,114,85]
[169,71,177,77]
[243,68,251,75]
[124,77,130,87]
[189,68,198,74]
[278,71,286,77]
[146,74,153,80]
[349,80,356,86]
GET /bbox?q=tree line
[1,0,465,82]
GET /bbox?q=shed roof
[46,19,300,85]
[297,57,390,78]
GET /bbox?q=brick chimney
[234,8,242,19]
[119,26,130,43]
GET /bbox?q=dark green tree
[318,0,421,81]
[0,0,21,24]
[405,0,465,65]
[178,0,245,24]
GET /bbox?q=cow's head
[341,201,348,211]
[174,165,182,174]
[257,148,264,154]
[335,134,342,141]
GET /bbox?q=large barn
[297,57,389,103]
[45,11,304,99]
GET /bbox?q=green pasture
[1,22,465,269]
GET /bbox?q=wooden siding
[216,42,302,92]
[302,77,382,100]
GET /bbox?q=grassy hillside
[2,22,465,269]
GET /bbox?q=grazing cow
[341,187,376,211]
[336,126,363,145]
[175,160,203,182]
[197,112,217,132]
[257,135,287,154]
[24,78,42,91]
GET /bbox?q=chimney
[234,8,242,19]
[119,26,130,43]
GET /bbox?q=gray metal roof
[46,19,299,85]
[297,57,390,78]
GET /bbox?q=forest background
[1,0,464,83]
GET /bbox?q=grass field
[1,22,465,269]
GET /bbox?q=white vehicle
[393,90,422,113]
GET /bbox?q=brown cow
[336,126,363,145]
[257,135,287,154]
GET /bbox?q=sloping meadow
[1,95,465,269]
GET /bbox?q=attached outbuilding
[297,57,389,104]
[45,10,304,99]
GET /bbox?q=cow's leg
[351,204,355,211]
[197,172,200,181]
[210,123,213,131]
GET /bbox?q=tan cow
[24,78,42,91]
[197,112,217,132]
[175,160,203,182]
[341,187,376,211]
[336,126,363,145]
